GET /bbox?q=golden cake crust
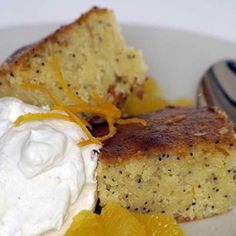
[94,107,235,163]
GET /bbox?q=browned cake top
[94,107,235,163]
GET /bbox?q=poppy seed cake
[0,7,147,108]
[96,107,236,222]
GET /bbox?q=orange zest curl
[96,118,117,142]
[17,56,146,146]
[91,93,121,119]
[80,118,93,130]
[20,83,59,106]
[14,113,72,127]
[51,56,86,105]
[51,103,93,130]
[64,109,101,146]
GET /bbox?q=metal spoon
[197,59,236,126]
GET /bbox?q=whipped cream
[0,97,100,236]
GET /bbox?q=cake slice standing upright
[0,7,147,108]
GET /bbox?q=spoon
[197,59,236,127]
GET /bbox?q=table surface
[1,0,236,43]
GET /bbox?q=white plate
[1,24,236,236]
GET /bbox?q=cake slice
[0,7,147,108]
[95,107,236,222]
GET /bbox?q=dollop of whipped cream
[0,97,100,236]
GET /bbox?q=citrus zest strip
[96,118,117,142]
[64,109,101,146]
[78,139,99,146]
[80,118,93,130]
[50,104,92,130]
[51,56,86,105]
[14,113,72,127]
[20,83,59,106]
[91,93,121,119]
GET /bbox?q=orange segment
[65,210,103,236]
[101,203,145,236]
[65,203,184,236]
[134,213,184,236]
